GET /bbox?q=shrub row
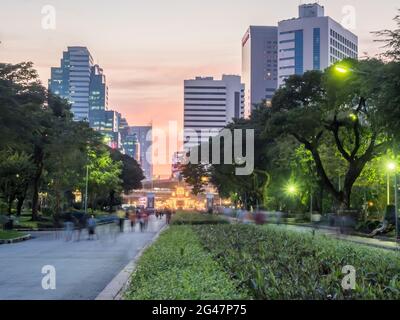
[192,224,400,300]
[171,212,229,225]
[124,226,246,300]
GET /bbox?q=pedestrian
[75,214,85,241]
[165,206,172,225]
[64,213,74,241]
[129,211,136,231]
[143,210,149,230]
[116,207,125,233]
[139,207,146,232]
[87,215,97,240]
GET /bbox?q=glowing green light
[285,183,299,196]
[335,66,349,74]
[349,113,357,121]
[387,162,396,172]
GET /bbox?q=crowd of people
[63,206,175,241]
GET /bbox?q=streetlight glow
[335,66,349,74]
[387,162,396,172]
[285,183,299,196]
[349,113,358,121]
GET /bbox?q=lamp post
[386,162,396,205]
[84,160,89,215]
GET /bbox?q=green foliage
[109,148,144,193]
[124,226,245,300]
[0,62,143,221]
[171,211,229,225]
[181,162,209,195]
[192,224,400,300]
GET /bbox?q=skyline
[1,0,399,177]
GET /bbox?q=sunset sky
[1,0,399,176]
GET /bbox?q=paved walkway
[271,224,400,251]
[0,216,165,300]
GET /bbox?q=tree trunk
[16,196,25,216]
[32,146,44,221]
[8,194,15,215]
[16,184,28,216]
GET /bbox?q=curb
[95,224,169,301]
[0,234,31,245]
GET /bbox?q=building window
[313,28,321,70]
[294,30,304,75]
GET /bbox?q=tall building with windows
[278,3,358,86]
[128,126,153,181]
[241,26,278,117]
[49,46,94,121]
[50,46,124,150]
[89,64,108,130]
[183,75,244,150]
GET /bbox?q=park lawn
[15,215,39,229]
[124,225,247,300]
[0,230,26,240]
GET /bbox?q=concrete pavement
[0,216,165,300]
[271,224,400,251]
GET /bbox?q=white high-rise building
[278,3,358,86]
[183,75,244,150]
[242,26,278,117]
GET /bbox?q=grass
[0,230,26,240]
[171,211,229,225]
[124,225,246,300]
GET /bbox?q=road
[0,216,165,300]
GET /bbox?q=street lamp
[386,161,399,240]
[335,65,350,74]
[285,184,298,196]
[386,161,396,205]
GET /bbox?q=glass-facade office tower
[241,26,278,117]
[49,46,95,121]
[89,65,109,130]
[278,3,358,86]
[183,75,244,150]
[128,126,153,181]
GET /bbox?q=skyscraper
[49,46,94,121]
[241,26,278,117]
[50,47,123,149]
[183,75,244,150]
[278,3,358,86]
[128,126,153,181]
[89,64,108,131]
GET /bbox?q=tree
[268,60,391,210]
[109,148,144,193]
[0,150,35,215]
[85,146,122,211]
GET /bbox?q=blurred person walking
[87,215,97,240]
[64,213,74,242]
[129,211,136,231]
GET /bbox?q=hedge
[192,224,400,300]
[171,212,229,225]
[124,226,246,300]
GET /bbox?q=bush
[192,224,400,300]
[124,226,246,300]
[171,212,229,225]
